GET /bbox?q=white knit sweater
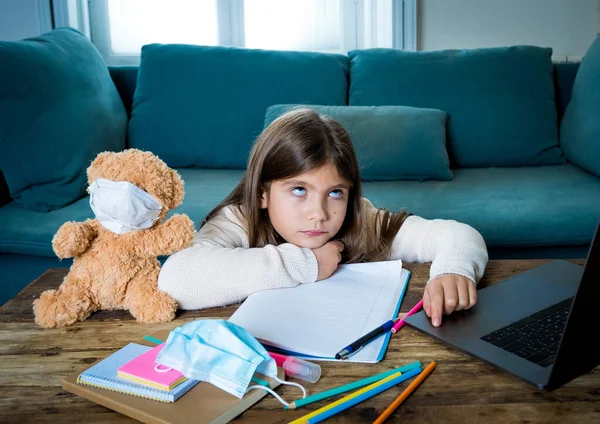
[158,198,488,310]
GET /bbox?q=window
[74,0,417,65]
[107,0,218,53]
[244,0,342,52]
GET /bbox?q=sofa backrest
[553,62,580,121]
[109,63,579,159]
[109,66,138,118]
[0,59,584,208]
[128,44,350,170]
[348,47,566,168]
[109,61,580,128]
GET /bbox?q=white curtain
[97,0,395,61]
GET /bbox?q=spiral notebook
[78,343,197,403]
[229,259,410,363]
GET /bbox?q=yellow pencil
[287,372,403,424]
[373,361,437,424]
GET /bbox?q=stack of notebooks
[77,342,197,403]
[62,330,284,424]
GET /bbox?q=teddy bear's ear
[169,169,185,209]
[87,151,114,181]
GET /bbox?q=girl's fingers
[429,282,444,327]
[467,280,478,309]
[441,278,458,315]
[423,288,431,317]
[455,278,470,311]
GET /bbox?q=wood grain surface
[1,259,597,424]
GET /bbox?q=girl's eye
[291,187,307,196]
[329,189,343,199]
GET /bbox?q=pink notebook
[117,343,187,391]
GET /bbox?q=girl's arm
[390,213,488,327]
[363,199,488,283]
[157,206,318,310]
[364,198,488,326]
[390,215,488,284]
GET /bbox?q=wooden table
[1,259,598,423]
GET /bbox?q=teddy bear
[33,149,196,328]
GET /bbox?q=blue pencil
[307,367,422,423]
[287,361,422,409]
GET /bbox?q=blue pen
[335,319,395,360]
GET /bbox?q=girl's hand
[312,241,344,281]
[423,274,477,327]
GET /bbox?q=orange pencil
[372,361,437,424]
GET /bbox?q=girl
[158,109,488,327]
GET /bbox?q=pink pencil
[391,300,424,333]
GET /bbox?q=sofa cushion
[362,164,600,247]
[0,28,127,212]
[560,36,600,178]
[128,44,348,170]
[0,169,245,257]
[348,46,565,168]
[264,104,452,181]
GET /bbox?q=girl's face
[260,163,350,249]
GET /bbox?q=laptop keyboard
[480,297,573,367]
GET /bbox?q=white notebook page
[228,260,410,363]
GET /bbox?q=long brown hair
[203,108,408,263]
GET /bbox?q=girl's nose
[308,199,328,221]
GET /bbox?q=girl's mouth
[302,230,326,237]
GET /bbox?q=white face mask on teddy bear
[88,178,163,234]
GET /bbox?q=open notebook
[229,259,410,363]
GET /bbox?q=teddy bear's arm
[138,214,196,257]
[52,219,98,259]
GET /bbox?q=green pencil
[286,361,421,410]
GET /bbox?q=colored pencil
[305,367,422,424]
[372,361,437,424]
[143,335,163,345]
[288,371,403,424]
[286,361,421,409]
[391,300,424,333]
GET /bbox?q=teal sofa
[1,36,599,307]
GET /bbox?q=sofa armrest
[0,170,12,207]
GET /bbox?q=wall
[417,0,599,61]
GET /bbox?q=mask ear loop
[246,375,307,407]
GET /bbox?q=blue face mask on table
[156,319,306,406]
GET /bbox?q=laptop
[404,220,600,390]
